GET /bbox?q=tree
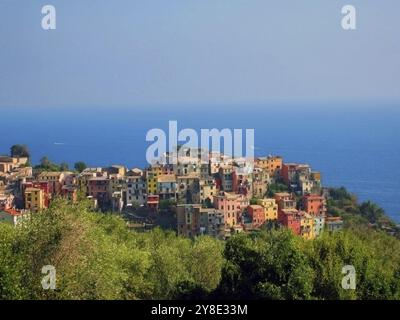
[359,201,385,224]
[266,183,289,198]
[74,161,87,173]
[217,230,314,300]
[40,156,52,168]
[250,198,259,205]
[10,144,30,158]
[203,198,213,208]
[60,162,69,171]
[159,199,175,210]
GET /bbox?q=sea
[1,105,399,223]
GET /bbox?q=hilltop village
[0,147,343,240]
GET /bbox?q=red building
[281,163,299,186]
[303,194,327,216]
[147,194,159,211]
[247,205,265,228]
[232,171,251,196]
[278,208,301,235]
[87,177,109,208]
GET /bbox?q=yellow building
[300,212,315,240]
[146,165,162,195]
[24,187,45,212]
[77,173,93,196]
[257,198,278,221]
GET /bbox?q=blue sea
[1,105,399,223]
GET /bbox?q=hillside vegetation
[1,196,400,300]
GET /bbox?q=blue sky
[1,0,400,109]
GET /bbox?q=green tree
[217,230,314,300]
[359,201,385,224]
[266,183,289,198]
[39,156,51,168]
[10,144,30,158]
[60,162,69,171]
[74,161,87,173]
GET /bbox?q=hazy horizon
[1,0,400,109]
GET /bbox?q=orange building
[256,156,282,176]
[303,194,326,216]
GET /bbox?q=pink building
[213,192,244,228]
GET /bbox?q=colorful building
[199,177,216,206]
[177,204,226,238]
[61,185,78,203]
[300,212,315,240]
[314,214,325,237]
[176,174,200,203]
[256,155,282,177]
[247,205,265,228]
[145,165,162,195]
[278,208,301,235]
[303,194,327,216]
[177,204,202,237]
[37,171,68,195]
[257,198,278,221]
[274,192,296,212]
[0,156,28,174]
[219,165,233,192]
[252,167,271,199]
[125,170,147,207]
[213,192,244,228]
[87,177,109,208]
[23,181,51,208]
[232,170,252,196]
[326,216,344,232]
[147,194,159,211]
[158,174,178,201]
[24,187,45,212]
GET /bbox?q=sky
[0,0,400,110]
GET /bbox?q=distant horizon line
[2,100,400,112]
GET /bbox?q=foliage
[34,156,63,172]
[0,200,223,300]
[327,187,397,229]
[159,199,176,210]
[249,198,259,205]
[1,200,400,300]
[10,144,30,159]
[60,163,69,171]
[266,183,289,198]
[74,161,87,173]
[216,230,314,300]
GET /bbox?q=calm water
[1,106,399,222]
